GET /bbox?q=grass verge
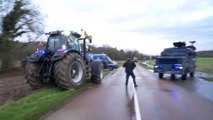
[139,60,154,69]
[200,77,213,81]
[140,63,150,69]
[196,57,213,74]
[0,70,111,120]
[0,83,92,120]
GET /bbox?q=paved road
[42,67,133,120]
[42,65,213,120]
[135,66,213,120]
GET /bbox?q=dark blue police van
[89,53,118,70]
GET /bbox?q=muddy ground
[0,69,33,105]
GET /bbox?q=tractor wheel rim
[70,61,83,83]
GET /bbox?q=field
[196,57,213,74]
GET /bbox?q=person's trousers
[125,72,136,86]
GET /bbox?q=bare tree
[0,0,44,71]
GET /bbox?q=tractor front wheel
[54,53,86,89]
[91,61,103,84]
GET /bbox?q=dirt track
[0,75,33,105]
[42,65,213,120]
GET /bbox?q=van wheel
[190,72,194,77]
[159,73,163,79]
[171,74,175,80]
[181,73,187,80]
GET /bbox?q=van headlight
[173,64,183,70]
[62,45,66,49]
[154,65,162,69]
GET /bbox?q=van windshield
[92,55,112,63]
[157,58,183,64]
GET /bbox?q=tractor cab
[45,31,81,53]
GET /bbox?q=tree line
[196,50,213,57]
[89,45,149,61]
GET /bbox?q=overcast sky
[33,0,213,55]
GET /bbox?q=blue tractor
[24,30,103,89]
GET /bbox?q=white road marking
[130,80,142,120]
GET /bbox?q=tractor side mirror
[89,35,92,43]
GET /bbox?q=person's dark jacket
[123,60,136,73]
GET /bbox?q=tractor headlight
[61,31,70,36]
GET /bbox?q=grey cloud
[114,0,213,51]
[130,15,213,51]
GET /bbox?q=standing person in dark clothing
[123,58,137,87]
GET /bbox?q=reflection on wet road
[42,68,134,120]
[154,71,213,101]
[42,65,213,120]
[135,66,213,120]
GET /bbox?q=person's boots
[133,79,137,87]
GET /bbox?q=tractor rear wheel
[91,61,103,84]
[54,53,86,89]
[25,63,42,89]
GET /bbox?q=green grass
[201,77,213,81]
[103,70,110,77]
[140,62,150,69]
[196,57,213,74]
[0,83,92,120]
[140,60,155,69]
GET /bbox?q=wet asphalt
[42,65,213,120]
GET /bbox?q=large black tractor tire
[91,61,103,84]
[54,53,86,89]
[25,63,42,89]
[159,73,164,79]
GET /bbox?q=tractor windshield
[47,35,68,52]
